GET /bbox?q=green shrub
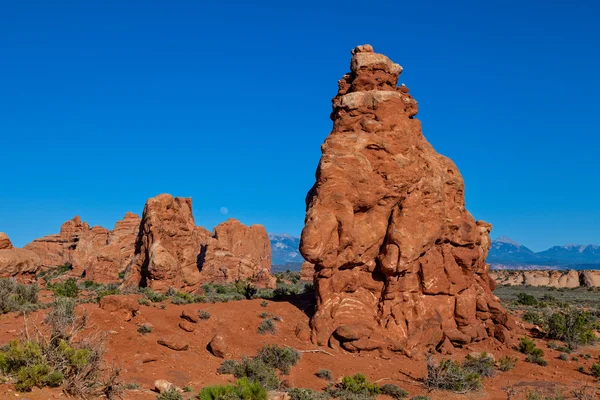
[256,344,299,374]
[233,358,279,390]
[170,290,200,305]
[198,310,211,320]
[517,337,544,357]
[316,369,333,381]
[425,357,482,392]
[379,384,408,399]
[260,300,268,308]
[199,378,267,400]
[545,310,595,349]
[217,359,239,375]
[498,356,517,372]
[258,319,276,335]
[522,311,544,326]
[0,279,39,314]
[140,287,166,303]
[138,298,150,306]
[49,278,79,298]
[461,352,496,377]
[591,362,600,378]
[37,264,71,282]
[327,374,381,399]
[95,283,120,300]
[558,353,569,361]
[137,324,153,335]
[157,388,183,400]
[183,385,193,392]
[516,293,538,306]
[409,397,431,400]
[526,353,548,366]
[288,388,329,400]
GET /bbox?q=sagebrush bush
[138,298,150,306]
[327,373,381,400]
[379,383,408,399]
[526,353,548,366]
[316,368,333,381]
[256,344,299,374]
[461,352,496,377]
[558,353,569,361]
[287,388,330,400]
[198,310,211,320]
[233,358,279,390]
[0,278,38,314]
[522,310,544,326]
[425,357,482,392]
[517,337,543,356]
[137,324,153,335]
[156,388,183,400]
[545,310,595,349]
[516,293,538,306]
[257,318,277,335]
[498,356,517,372]
[217,359,239,375]
[49,278,79,298]
[591,362,600,378]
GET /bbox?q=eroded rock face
[300,261,315,282]
[490,269,600,288]
[300,45,513,355]
[199,219,275,288]
[0,233,13,250]
[124,194,208,291]
[25,216,90,268]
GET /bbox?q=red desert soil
[0,293,598,399]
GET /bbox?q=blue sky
[1,0,598,251]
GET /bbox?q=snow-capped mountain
[269,233,302,266]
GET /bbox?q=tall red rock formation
[124,194,208,291]
[199,219,276,288]
[300,45,513,355]
[300,261,315,282]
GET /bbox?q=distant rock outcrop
[300,45,513,355]
[124,194,275,291]
[299,261,314,282]
[490,269,600,288]
[0,233,42,280]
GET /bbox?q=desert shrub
[591,362,600,378]
[198,310,211,320]
[0,278,39,314]
[95,283,120,301]
[258,318,277,335]
[256,344,299,374]
[584,353,592,360]
[577,365,586,373]
[217,359,239,375]
[572,355,579,361]
[379,383,408,399]
[157,388,183,400]
[522,310,544,326]
[138,298,150,306]
[498,356,517,372]
[288,388,330,400]
[517,337,544,357]
[201,283,245,303]
[140,287,166,303]
[38,264,71,282]
[545,310,595,349]
[49,278,79,298]
[124,382,140,389]
[199,378,267,400]
[327,374,380,400]
[46,297,79,339]
[425,357,481,392]
[461,352,496,377]
[409,397,431,400]
[137,324,153,335]
[183,385,193,392]
[526,353,548,366]
[559,353,569,361]
[260,300,268,308]
[235,281,257,299]
[233,358,279,390]
[170,290,200,305]
[516,293,538,306]
[316,369,333,381]
[548,342,560,350]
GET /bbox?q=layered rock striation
[300,45,513,355]
[0,233,42,280]
[490,269,600,288]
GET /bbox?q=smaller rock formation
[299,261,315,282]
[208,334,227,358]
[157,336,189,351]
[99,295,140,321]
[179,321,196,332]
[199,219,276,288]
[0,233,13,250]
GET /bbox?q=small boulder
[158,336,189,351]
[154,379,175,393]
[208,334,227,358]
[181,309,199,323]
[294,323,311,342]
[179,321,195,332]
[99,295,140,321]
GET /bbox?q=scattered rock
[98,295,140,321]
[157,336,189,351]
[0,247,42,280]
[179,321,195,332]
[208,334,227,358]
[154,379,175,393]
[295,323,311,342]
[300,44,513,354]
[181,310,199,323]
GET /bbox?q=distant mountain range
[268,233,600,271]
[488,236,600,270]
[268,234,303,272]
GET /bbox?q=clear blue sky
[1,1,599,251]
